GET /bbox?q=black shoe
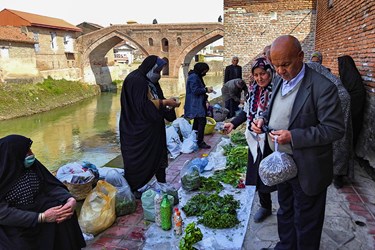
[198,141,211,149]
[333,175,344,189]
[254,207,272,223]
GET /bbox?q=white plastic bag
[172,117,193,140]
[180,130,198,154]
[259,136,297,186]
[166,125,182,159]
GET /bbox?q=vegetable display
[179,222,203,250]
[182,193,240,228]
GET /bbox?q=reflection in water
[0,75,223,171]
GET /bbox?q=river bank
[0,77,101,120]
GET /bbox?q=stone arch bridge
[77,23,224,88]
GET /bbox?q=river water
[0,75,223,171]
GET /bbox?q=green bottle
[160,194,172,230]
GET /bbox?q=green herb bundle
[179,222,203,250]
[182,193,240,228]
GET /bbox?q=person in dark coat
[119,55,179,195]
[224,56,242,84]
[338,55,366,150]
[0,134,86,250]
[223,57,277,223]
[221,78,247,118]
[184,62,214,149]
[307,62,354,189]
[252,35,344,250]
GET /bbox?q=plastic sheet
[143,184,255,250]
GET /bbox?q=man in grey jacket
[221,78,247,118]
[252,35,344,250]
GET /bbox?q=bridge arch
[77,23,224,88]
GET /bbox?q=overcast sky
[0,0,224,27]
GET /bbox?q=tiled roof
[5,9,81,32]
[0,26,35,44]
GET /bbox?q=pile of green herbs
[179,222,203,250]
[182,193,240,228]
[230,131,247,146]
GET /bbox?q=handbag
[259,136,297,186]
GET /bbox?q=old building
[0,8,82,81]
[224,0,316,81]
[0,26,41,83]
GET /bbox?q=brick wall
[224,0,316,82]
[315,0,375,87]
[315,0,375,167]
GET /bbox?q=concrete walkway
[84,132,375,250]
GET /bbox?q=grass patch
[0,77,101,120]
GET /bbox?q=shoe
[333,175,344,189]
[260,248,274,250]
[198,141,211,149]
[254,207,272,223]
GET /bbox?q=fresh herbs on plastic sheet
[182,193,240,228]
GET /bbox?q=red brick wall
[315,0,375,88]
[224,0,316,82]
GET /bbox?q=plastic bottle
[154,190,163,227]
[160,194,172,230]
[173,208,183,236]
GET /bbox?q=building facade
[0,8,82,81]
[224,0,317,81]
[0,26,40,83]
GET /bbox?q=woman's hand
[43,197,77,224]
[251,119,264,134]
[223,123,234,134]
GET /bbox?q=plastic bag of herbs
[105,169,136,216]
[180,161,201,191]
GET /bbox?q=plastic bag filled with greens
[105,169,136,216]
[259,136,297,186]
[180,161,201,191]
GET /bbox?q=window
[50,32,57,50]
[33,32,40,53]
[64,34,74,52]
[148,38,154,46]
[177,37,182,46]
[0,47,9,59]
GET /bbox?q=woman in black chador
[0,134,86,250]
[338,55,366,149]
[119,55,179,195]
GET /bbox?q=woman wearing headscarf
[184,62,213,149]
[338,55,366,149]
[0,134,86,250]
[223,57,278,223]
[310,51,323,64]
[119,55,180,195]
[307,62,354,189]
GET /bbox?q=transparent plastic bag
[154,182,179,205]
[259,136,297,186]
[105,169,136,216]
[180,160,201,191]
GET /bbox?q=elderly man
[224,56,242,83]
[221,78,247,118]
[253,35,344,250]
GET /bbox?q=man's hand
[269,130,292,144]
